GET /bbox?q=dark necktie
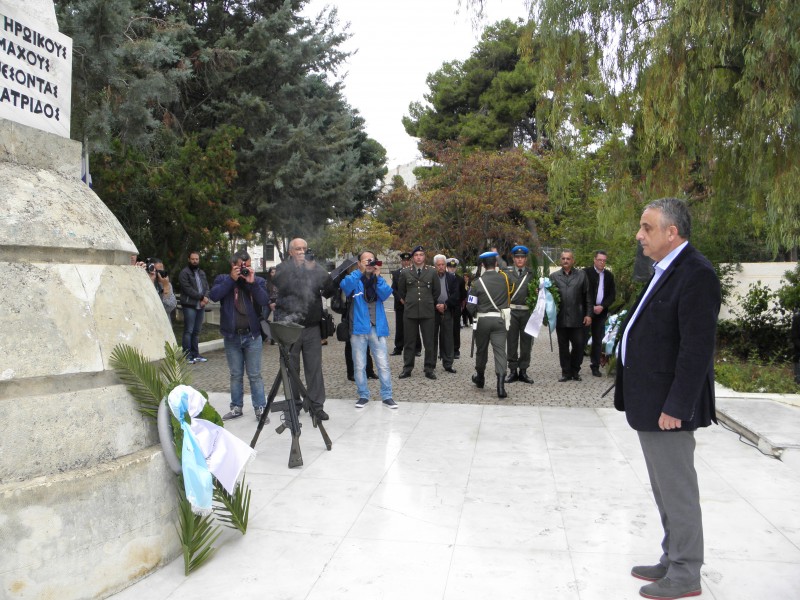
[518,269,523,278]
[417,268,421,277]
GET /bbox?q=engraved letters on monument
[0,0,71,137]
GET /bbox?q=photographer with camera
[271,238,337,421]
[208,250,270,421]
[340,251,397,410]
[135,257,177,315]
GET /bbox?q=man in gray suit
[615,198,720,599]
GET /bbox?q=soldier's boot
[518,370,534,384]
[496,374,508,399]
[471,370,485,389]
[505,368,518,383]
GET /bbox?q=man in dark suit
[448,258,466,359]
[397,245,440,379]
[432,254,460,374]
[583,250,616,377]
[615,197,720,600]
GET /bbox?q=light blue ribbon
[541,278,557,333]
[174,391,213,514]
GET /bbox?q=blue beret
[478,251,499,259]
[511,245,529,255]
[411,245,425,254]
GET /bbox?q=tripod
[249,322,332,468]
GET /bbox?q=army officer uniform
[397,265,441,376]
[466,269,510,381]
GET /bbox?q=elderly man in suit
[615,197,720,600]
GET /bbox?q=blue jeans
[182,306,205,358]
[351,327,392,400]
[223,334,266,409]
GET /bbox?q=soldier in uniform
[466,251,510,398]
[503,245,535,384]
[390,252,417,356]
[397,245,440,379]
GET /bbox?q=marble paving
[110,394,800,600]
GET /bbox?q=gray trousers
[638,430,703,585]
[507,309,533,371]
[475,316,507,376]
[288,325,326,410]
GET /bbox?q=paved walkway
[189,322,616,408]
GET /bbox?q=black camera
[145,259,167,278]
[240,266,250,276]
[304,249,316,262]
[367,259,382,267]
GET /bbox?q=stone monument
[0,2,181,597]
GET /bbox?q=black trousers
[587,314,607,369]
[403,315,435,372]
[434,308,455,368]
[556,326,585,376]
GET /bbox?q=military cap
[446,258,459,268]
[411,245,425,254]
[478,251,498,259]
[511,245,530,256]
[399,252,412,260]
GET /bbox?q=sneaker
[222,406,243,420]
[254,406,269,423]
[186,357,196,364]
[382,398,398,409]
[355,398,369,409]
[194,356,208,363]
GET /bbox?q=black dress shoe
[390,349,402,356]
[471,372,485,388]
[444,366,457,373]
[314,409,329,421]
[518,370,534,384]
[573,374,582,381]
[425,371,437,380]
[367,372,379,380]
[505,369,519,383]
[454,351,460,359]
[591,367,602,377]
[347,374,355,381]
[558,375,571,382]
[398,370,412,379]
[415,351,421,357]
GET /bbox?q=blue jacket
[208,274,270,338]
[340,270,392,337]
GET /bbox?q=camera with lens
[239,266,250,276]
[145,258,168,278]
[304,249,316,262]
[366,259,383,267]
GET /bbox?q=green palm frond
[212,477,251,534]
[109,344,166,419]
[160,343,193,389]
[176,495,221,575]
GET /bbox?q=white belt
[510,304,529,310]
[478,311,503,319]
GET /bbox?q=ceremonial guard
[397,245,441,379]
[466,251,510,398]
[503,245,535,384]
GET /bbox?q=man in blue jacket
[208,250,270,422]
[340,251,397,409]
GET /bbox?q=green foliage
[717,283,791,363]
[212,477,251,534]
[176,489,221,575]
[715,354,799,394]
[777,263,800,313]
[109,344,167,419]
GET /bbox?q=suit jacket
[436,271,461,311]
[583,266,616,318]
[550,268,591,328]
[614,243,720,432]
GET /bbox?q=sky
[301,0,531,169]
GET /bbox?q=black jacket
[583,266,616,318]
[178,266,210,308]
[272,260,336,328]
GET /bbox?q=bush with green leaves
[717,282,791,363]
[777,262,800,313]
